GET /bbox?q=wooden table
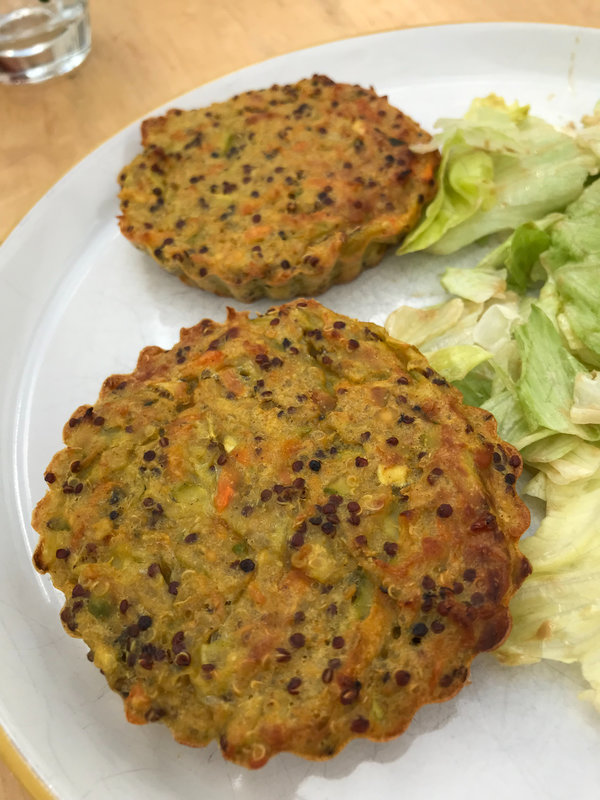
[1,1,599,797]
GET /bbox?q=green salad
[387,97,600,711]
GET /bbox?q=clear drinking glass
[0,0,90,84]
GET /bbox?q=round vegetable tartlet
[32,299,530,768]
[118,75,440,301]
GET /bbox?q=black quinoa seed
[437,504,453,518]
[239,558,255,573]
[322,667,334,683]
[308,459,322,472]
[289,632,305,648]
[350,717,369,733]
[340,686,360,705]
[395,670,411,686]
[175,651,191,667]
[275,648,291,663]
[290,531,305,548]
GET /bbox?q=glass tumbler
[0,0,90,84]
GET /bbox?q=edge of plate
[0,726,56,800]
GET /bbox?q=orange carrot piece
[215,473,235,511]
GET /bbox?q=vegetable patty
[118,75,439,301]
[32,299,530,768]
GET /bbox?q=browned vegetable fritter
[32,299,530,768]
[118,75,439,301]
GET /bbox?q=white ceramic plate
[2,22,600,800]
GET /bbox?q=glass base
[0,4,91,85]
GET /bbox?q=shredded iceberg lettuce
[399,95,600,255]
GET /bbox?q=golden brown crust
[117,75,440,301]
[32,299,530,768]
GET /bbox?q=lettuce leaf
[385,298,467,348]
[523,434,600,483]
[441,265,507,302]
[399,95,599,256]
[452,372,493,408]
[571,371,600,424]
[514,305,600,440]
[536,181,600,366]
[427,344,491,383]
[498,473,600,711]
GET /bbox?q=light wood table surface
[1,1,599,798]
